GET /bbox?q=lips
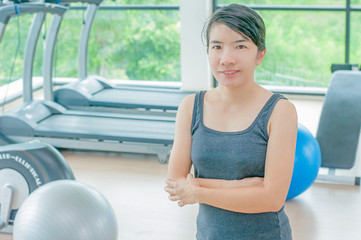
[220,70,239,76]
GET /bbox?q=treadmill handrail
[43,0,103,100]
[78,3,98,80]
[52,0,104,81]
[0,3,68,23]
[43,13,64,101]
[21,4,68,102]
[47,0,103,6]
[0,3,68,42]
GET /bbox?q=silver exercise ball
[13,180,118,240]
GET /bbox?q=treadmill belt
[90,89,188,110]
[35,114,174,144]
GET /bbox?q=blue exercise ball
[287,124,321,200]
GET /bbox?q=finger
[178,200,185,207]
[164,187,176,196]
[165,179,177,187]
[168,195,180,201]
[187,173,199,186]
[186,174,192,180]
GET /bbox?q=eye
[212,45,221,50]
[236,45,246,49]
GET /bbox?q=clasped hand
[164,173,200,207]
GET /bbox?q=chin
[217,79,244,88]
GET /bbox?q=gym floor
[1,150,361,240]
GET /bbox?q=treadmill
[0,2,174,163]
[0,2,68,148]
[52,0,191,112]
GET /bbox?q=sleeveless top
[191,91,292,240]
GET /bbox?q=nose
[220,48,236,66]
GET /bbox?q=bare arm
[166,99,298,213]
[166,94,195,181]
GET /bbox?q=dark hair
[203,4,266,52]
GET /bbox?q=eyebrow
[235,39,250,43]
[209,39,250,44]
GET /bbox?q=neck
[216,79,261,105]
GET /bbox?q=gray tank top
[191,91,292,240]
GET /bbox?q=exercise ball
[13,180,118,240]
[287,124,321,200]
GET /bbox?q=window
[216,0,361,88]
[0,0,181,88]
[2,0,360,89]
[55,0,181,82]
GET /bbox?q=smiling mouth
[221,70,239,75]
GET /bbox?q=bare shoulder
[273,98,297,119]
[174,93,197,129]
[177,93,196,116]
[268,98,298,133]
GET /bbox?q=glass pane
[217,0,345,6]
[351,0,361,6]
[350,12,361,65]
[55,9,181,82]
[256,10,345,87]
[0,14,44,87]
[0,17,25,87]
[53,11,83,78]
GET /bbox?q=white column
[180,0,213,91]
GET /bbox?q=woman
[164,4,297,239]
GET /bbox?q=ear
[256,49,266,66]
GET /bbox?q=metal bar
[345,0,351,63]
[69,5,179,11]
[43,14,64,101]
[23,13,45,102]
[0,22,6,42]
[216,4,361,12]
[47,0,103,5]
[241,5,345,11]
[212,0,216,12]
[78,4,98,80]
[316,173,361,186]
[68,4,361,12]
[212,0,217,87]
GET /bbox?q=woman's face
[207,23,266,88]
